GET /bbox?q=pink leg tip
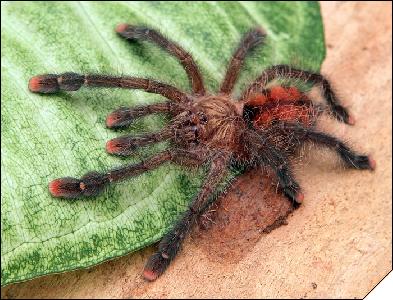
[106,114,117,128]
[48,177,82,198]
[28,74,59,93]
[106,137,133,156]
[296,192,305,203]
[115,23,129,33]
[28,76,43,92]
[143,269,158,282]
[347,115,356,126]
[48,179,63,197]
[106,138,128,155]
[105,139,118,154]
[368,156,376,170]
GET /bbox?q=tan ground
[1,1,392,298]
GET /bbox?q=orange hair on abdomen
[246,86,315,128]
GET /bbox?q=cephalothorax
[29,24,375,281]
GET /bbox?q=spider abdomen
[245,86,315,129]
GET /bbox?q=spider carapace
[28,24,375,281]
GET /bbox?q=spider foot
[106,107,134,129]
[106,136,138,156]
[49,172,108,198]
[291,199,302,210]
[106,102,175,129]
[368,156,377,170]
[350,155,376,170]
[281,187,303,209]
[115,23,130,34]
[332,104,354,125]
[49,177,82,198]
[287,193,302,209]
[115,24,147,41]
[106,131,166,156]
[143,234,183,281]
[29,73,84,93]
[143,252,171,281]
[29,74,59,93]
[293,192,304,209]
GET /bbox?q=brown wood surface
[1,1,392,298]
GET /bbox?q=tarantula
[28,24,375,281]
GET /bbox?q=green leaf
[1,1,325,286]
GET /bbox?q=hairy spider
[29,24,375,281]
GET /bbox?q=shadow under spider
[193,169,293,265]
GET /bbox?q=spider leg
[106,101,183,129]
[220,27,267,95]
[241,65,354,125]
[279,122,376,170]
[116,24,205,96]
[28,73,190,102]
[143,152,230,281]
[106,127,173,156]
[48,150,172,199]
[171,149,206,168]
[244,130,303,208]
[263,148,303,208]
[106,115,211,156]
